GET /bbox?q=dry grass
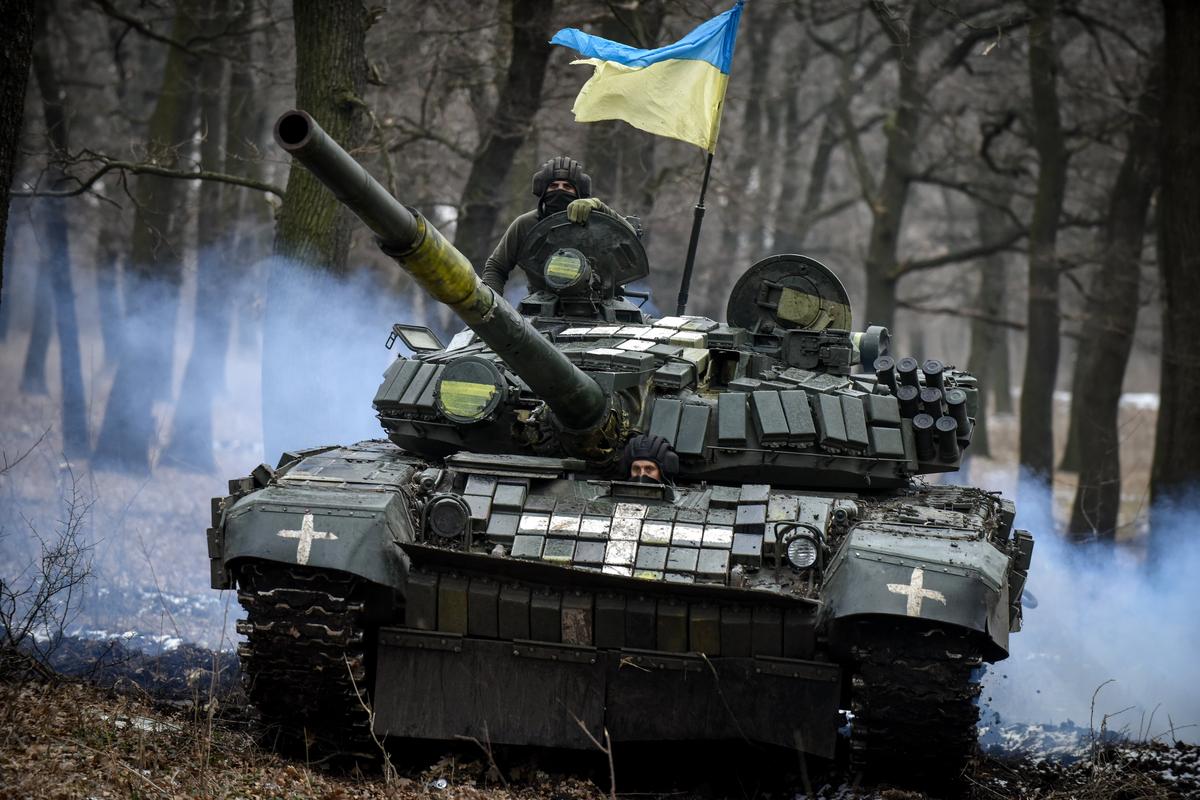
[1,673,1195,800]
[0,678,607,800]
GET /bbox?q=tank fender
[820,526,1011,660]
[214,485,414,591]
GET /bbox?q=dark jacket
[481,209,540,293]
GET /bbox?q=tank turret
[274,110,610,436]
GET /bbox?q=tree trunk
[862,1,929,330]
[94,215,123,364]
[718,5,781,268]
[93,2,201,472]
[263,0,369,461]
[1017,0,1068,487]
[19,256,52,393]
[1150,0,1200,530]
[966,195,1015,458]
[0,0,36,296]
[452,0,555,268]
[787,110,835,251]
[1067,56,1160,541]
[770,82,807,255]
[0,233,15,339]
[163,0,233,472]
[272,2,368,272]
[1058,340,1085,471]
[993,316,1014,414]
[29,2,87,456]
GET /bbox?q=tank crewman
[480,156,625,292]
[620,434,680,484]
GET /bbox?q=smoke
[977,465,1200,745]
[0,230,423,651]
[259,254,413,459]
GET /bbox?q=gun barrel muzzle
[275,110,419,250]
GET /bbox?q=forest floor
[1,661,1196,800]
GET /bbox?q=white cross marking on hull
[277,513,337,565]
[886,567,947,617]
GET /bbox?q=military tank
[206,109,1035,787]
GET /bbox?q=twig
[12,155,284,199]
[1089,679,1116,760]
[571,713,615,800]
[454,723,508,789]
[345,654,396,782]
[69,737,173,798]
[0,428,50,476]
[699,652,752,744]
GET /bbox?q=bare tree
[22,1,88,457]
[452,0,556,268]
[93,1,203,472]
[1150,0,1200,541]
[1066,53,1161,541]
[966,191,1017,457]
[1017,0,1068,487]
[0,0,37,295]
[163,0,238,472]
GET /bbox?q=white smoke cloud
[978,466,1200,745]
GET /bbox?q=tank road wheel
[235,562,375,758]
[848,626,983,789]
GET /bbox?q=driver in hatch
[480,156,624,293]
[620,434,679,485]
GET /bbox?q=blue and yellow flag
[551,2,744,153]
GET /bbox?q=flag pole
[676,0,742,316]
[675,152,714,315]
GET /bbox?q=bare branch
[572,713,616,800]
[1,429,49,476]
[891,229,1027,277]
[88,0,199,56]
[12,154,284,200]
[897,299,1026,331]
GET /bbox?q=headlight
[785,534,818,569]
[425,494,471,543]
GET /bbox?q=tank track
[849,626,983,787]
[235,561,376,758]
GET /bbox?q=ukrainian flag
[551,1,744,153]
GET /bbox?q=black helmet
[620,433,679,480]
[531,156,591,199]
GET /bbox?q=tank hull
[214,440,1022,772]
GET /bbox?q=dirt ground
[0,674,1195,800]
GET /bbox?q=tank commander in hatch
[621,434,680,485]
[480,156,627,293]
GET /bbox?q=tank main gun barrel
[273,110,608,433]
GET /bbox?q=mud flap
[373,628,841,756]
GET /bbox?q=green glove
[566,197,611,225]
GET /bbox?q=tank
[207,110,1035,787]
